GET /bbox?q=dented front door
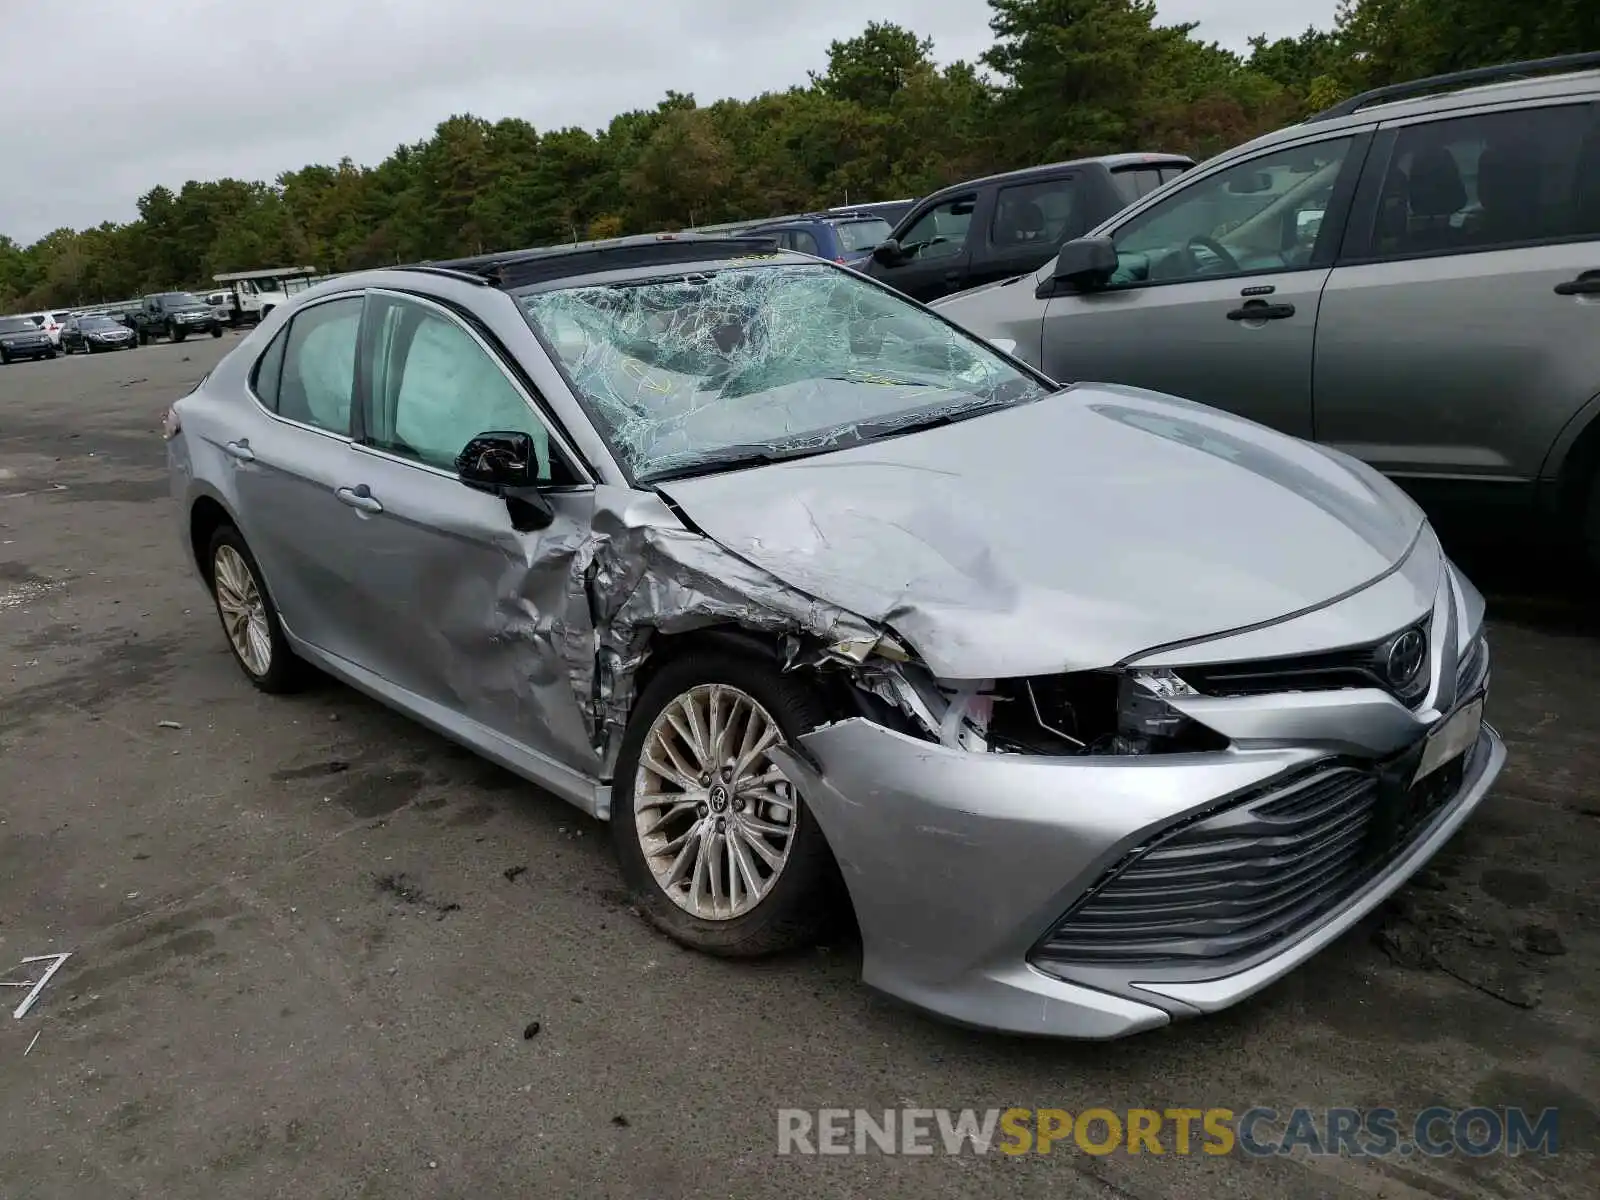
[334,289,602,772]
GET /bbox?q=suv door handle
[1227,301,1296,321]
[1554,270,1600,296]
[223,439,255,462]
[335,484,383,514]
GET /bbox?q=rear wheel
[211,325,223,339]
[609,650,843,957]
[206,525,305,694]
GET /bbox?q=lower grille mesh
[1032,729,1485,969]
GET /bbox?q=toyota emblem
[1385,629,1427,690]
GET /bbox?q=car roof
[1235,57,1600,163]
[415,233,790,290]
[917,152,1194,203]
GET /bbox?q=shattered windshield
[516,262,1047,481]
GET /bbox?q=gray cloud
[0,0,1335,243]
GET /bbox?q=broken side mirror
[872,238,904,267]
[1037,237,1118,297]
[455,430,555,532]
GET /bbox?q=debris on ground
[1515,924,1567,956]
[24,1030,40,1056]
[503,865,527,882]
[373,873,460,919]
[611,1115,630,1128]
[7,952,73,1019]
[157,720,182,729]
[523,1021,541,1040]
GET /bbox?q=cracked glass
[516,262,1047,481]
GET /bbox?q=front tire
[206,525,305,694]
[610,649,842,957]
[211,325,223,339]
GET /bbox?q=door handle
[1227,301,1296,321]
[335,484,383,514]
[1554,270,1600,296]
[223,439,255,462]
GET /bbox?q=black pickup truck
[126,292,226,344]
[863,153,1194,303]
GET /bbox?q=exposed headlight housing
[986,668,1225,756]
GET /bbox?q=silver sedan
[164,235,1503,1038]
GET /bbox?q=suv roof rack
[1305,51,1600,124]
[416,234,784,290]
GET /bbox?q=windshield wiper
[849,396,1019,443]
[640,439,844,484]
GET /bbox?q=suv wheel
[1582,470,1600,581]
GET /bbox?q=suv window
[834,217,892,251]
[789,228,822,256]
[363,293,556,478]
[276,297,362,433]
[1107,136,1355,286]
[991,178,1079,246]
[1364,103,1600,261]
[897,195,976,261]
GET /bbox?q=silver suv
[934,52,1600,572]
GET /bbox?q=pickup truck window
[991,178,1079,246]
[1112,165,1190,203]
[898,196,976,261]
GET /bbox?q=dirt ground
[0,335,1595,1199]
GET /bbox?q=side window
[790,228,822,256]
[1108,136,1355,287]
[897,195,977,261]
[363,294,557,480]
[1364,103,1600,261]
[250,325,289,411]
[991,178,1079,247]
[277,296,362,434]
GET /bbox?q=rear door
[975,173,1086,288]
[868,191,983,301]
[1037,130,1368,437]
[1314,99,1600,507]
[223,294,370,661]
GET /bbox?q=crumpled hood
[656,384,1427,680]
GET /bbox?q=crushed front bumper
[773,717,1503,1039]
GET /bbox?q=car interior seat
[1403,145,1468,252]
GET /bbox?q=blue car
[742,210,899,269]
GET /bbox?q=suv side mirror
[1037,236,1118,297]
[872,239,904,267]
[455,431,555,532]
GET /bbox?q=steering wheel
[1185,235,1240,275]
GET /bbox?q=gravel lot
[0,335,1595,1199]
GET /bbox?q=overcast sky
[0,0,1337,244]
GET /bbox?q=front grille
[1032,739,1476,969]
[1174,619,1431,708]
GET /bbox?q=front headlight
[985,669,1225,756]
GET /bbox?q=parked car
[863,154,1194,303]
[129,292,226,343]
[165,234,1501,1038]
[0,315,56,362]
[61,312,137,354]
[742,210,900,268]
[26,311,66,348]
[935,52,1600,573]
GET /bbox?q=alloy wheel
[212,544,273,676]
[633,683,798,921]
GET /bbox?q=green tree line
[1,0,1593,309]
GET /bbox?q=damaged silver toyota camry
[165,235,1504,1038]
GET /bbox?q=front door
[336,289,600,772]
[869,192,981,302]
[1039,132,1366,437]
[222,293,369,662]
[1314,99,1600,505]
